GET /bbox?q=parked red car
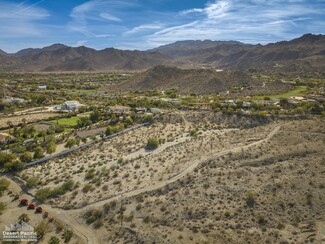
[28,203,35,210]
[20,199,28,205]
[36,206,43,213]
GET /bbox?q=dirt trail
[3,125,281,244]
[73,125,281,211]
[3,177,96,244]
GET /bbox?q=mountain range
[0,34,324,72]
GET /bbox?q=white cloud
[0,1,49,38]
[124,23,163,35]
[100,13,121,22]
[68,1,139,36]
[146,0,323,46]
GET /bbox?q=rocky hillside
[106,65,291,95]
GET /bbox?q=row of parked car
[19,199,48,217]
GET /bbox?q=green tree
[4,160,25,172]
[33,146,44,159]
[46,141,56,154]
[105,126,113,136]
[90,110,101,123]
[142,114,153,123]
[0,152,17,167]
[124,117,133,126]
[77,117,92,128]
[65,138,77,148]
[20,152,33,163]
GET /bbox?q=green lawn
[254,86,308,99]
[50,116,83,127]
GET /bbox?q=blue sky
[0,0,324,52]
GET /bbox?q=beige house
[109,105,131,114]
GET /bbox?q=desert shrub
[0,202,5,215]
[18,213,30,222]
[136,194,144,203]
[245,191,256,207]
[85,209,102,224]
[35,187,52,201]
[48,236,60,244]
[63,229,73,243]
[34,220,48,240]
[143,216,150,223]
[36,180,75,200]
[189,129,198,138]
[82,184,92,193]
[26,177,38,188]
[0,178,10,196]
[93,220,103,229]
[145,137,159,150]
[85,169,96,180]
[257,214,267,225]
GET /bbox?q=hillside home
[3,96,25,104]
[136,107,147,114]
[64,101,82,111]
[109,105,131,114]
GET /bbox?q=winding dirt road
[3,125,281,244]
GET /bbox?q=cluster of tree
[105,123,125,136]
[0,152,24,172]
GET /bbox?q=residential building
[109,105,131,114]
[64,101,82,111]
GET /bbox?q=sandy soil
[2,111,324,244]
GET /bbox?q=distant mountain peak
[292,33,325,43]
[43,43,68,51]
[0,49,7,55]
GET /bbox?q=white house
[149,108,163,114]
[64,101,82,111]
[38,85,47,89]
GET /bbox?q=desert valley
[0,33,324,244]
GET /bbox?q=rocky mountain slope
[106,65,291,95]
[0,45,172,72]
[0,34,324,72]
